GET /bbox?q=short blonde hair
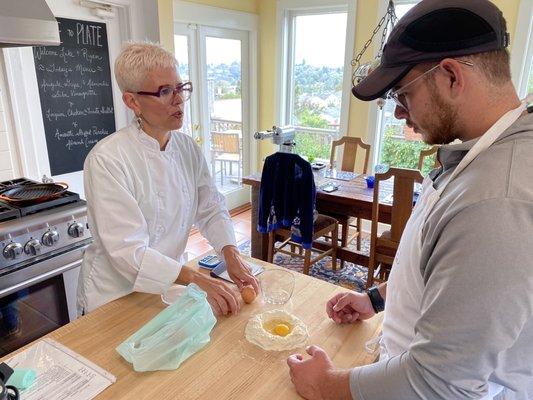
[114,42,178,93]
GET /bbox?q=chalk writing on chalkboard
[33,17,116,176]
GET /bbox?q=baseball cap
[352,0,510,101]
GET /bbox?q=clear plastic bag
[116,283,216,372]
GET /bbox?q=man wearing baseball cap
[287,0,533,399]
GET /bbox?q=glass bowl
[260,269,295,305]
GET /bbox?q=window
[527,57,533,95]
[372,1,437,174]
[511,0,533,99]
[278,2,355,163]
[173,1,258,209]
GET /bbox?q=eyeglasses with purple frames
[136,81,193,103]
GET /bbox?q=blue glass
[365,176,375,189]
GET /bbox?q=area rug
[238,237,370,293]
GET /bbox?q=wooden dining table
[242,171,393,267]
[0,255,383,399]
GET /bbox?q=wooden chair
[366,167,423,288]
[417,146,440,171]
[268,215,338,275]
[329,136,371,175]
[325,137,371,265]
[211,132,241,185]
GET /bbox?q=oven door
[0,242,89,358]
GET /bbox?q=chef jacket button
[158,190,164,197]
[157,225,165,233]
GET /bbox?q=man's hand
[326,291,375,324]
[222,246,260,293]
[287,345,351,400]
[177,265,240,317]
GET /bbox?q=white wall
[0,54,21,181]
[0,0,160,197]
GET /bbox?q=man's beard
[420,79,460,145]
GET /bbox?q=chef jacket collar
[135,123,178,153]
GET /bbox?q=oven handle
[0,259,81,297]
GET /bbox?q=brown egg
[241,285,256,304]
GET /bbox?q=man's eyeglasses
[136,82,193,103]
[388,60,474,111]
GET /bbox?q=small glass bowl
[260,269,295,305]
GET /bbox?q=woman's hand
[193,272,241,317]
[177,265,240,317]
[326,292,375,324]
[222,246,260,293]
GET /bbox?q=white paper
[6,338,115,400]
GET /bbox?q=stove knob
[68,222,85,238]
[24,239,42,255]
[42,230,59,247]
[3,242,23,260]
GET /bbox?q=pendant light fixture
[351,0,398,108]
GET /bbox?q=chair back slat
[372,167,424,244]
[329,136,371,174]
[418,146,441,171]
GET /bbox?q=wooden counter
[1,257,382,399]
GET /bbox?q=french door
[174,23,251,210]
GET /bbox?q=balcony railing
[292,125,339,145]
[211,118,242,133]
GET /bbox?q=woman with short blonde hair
[78,42,258,316]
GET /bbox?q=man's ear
[439,59,466,99]
[123,92,141,115]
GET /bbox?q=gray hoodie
[350,110,533,400]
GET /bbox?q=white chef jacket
[77,123,237,313]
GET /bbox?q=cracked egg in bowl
[245,310,309,351]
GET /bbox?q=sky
[294,13,348,68]
[206,37,241,65]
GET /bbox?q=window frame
[510,0,533,98]
[275,0,357,139]
[173,1,259,208]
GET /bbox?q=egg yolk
[273,323,291,337]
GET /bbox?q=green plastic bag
[116,283,216,372]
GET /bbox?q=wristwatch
[366,286,385,313]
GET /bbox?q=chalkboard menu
[33,17,115,176]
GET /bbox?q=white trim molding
[173,1,258,31]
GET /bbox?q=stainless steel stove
[0,178,92,357]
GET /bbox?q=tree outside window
[285,12,347,162]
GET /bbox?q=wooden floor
[185,208,251,259]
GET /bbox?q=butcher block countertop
[1,255,383,399]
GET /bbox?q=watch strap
[366,286,385,313]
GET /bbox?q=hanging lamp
[351,0,398,108]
